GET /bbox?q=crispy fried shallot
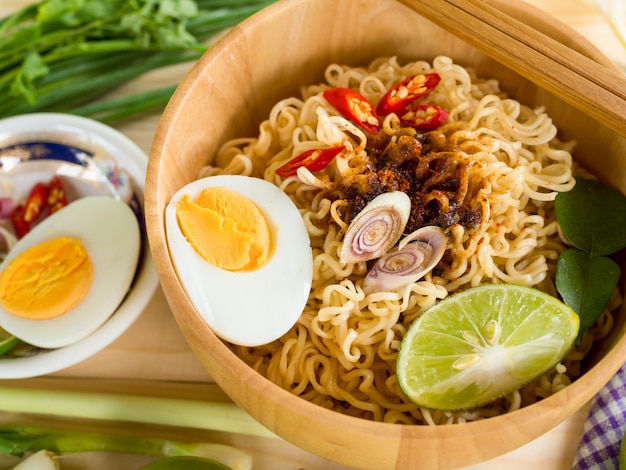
[330,128,485,234]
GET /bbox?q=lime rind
[397,283,580,411]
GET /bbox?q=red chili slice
[399,104,449,131]
[11,182,48,238]
[10,205,29,239]
[47,175,68,214]
[323,88,380,135]
[276,145,346,178]
[376,73,441,116]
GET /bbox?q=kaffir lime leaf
[397,283,579,411]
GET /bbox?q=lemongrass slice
[363,225,446,294]
[340,191,411,264]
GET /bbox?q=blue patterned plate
[0,113,158,378]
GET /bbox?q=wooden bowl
[145,0,626,468]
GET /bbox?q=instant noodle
[197,56,623,425]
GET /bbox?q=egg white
[0,196,141,348]
[165,175,313,347]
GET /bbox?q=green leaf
[37,0,115,28]
[9,51,49,103]
[555,177,626,256]
[158,0,200,20]
[0,23,40,57]
[0,0,274,120]
[555,248,621,333]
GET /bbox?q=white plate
[0,113,159,378]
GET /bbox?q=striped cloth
[573,362,626,469]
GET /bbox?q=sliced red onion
[0,197,15,219]
[340,191,411,264]
[363,225,447,294]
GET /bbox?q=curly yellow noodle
[195,56,623,425]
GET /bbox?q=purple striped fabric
[572,362,626,469]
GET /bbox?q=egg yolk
[176,186,271,271]
[0,237,93,320]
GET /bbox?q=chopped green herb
[0,0,275,122]
[555,177,626,337]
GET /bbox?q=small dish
[0,113,158,378]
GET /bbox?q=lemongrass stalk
[0,388,275,440]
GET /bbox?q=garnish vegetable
[10,182,47,239]
[397,283,579,410]
[0,386,273,439]
[0,0,275,123]
[275,145,345,178]
[555,177,626,337]
[339,191,411,264]
[398,103,449,131]
[363,225,447,294]
[0,426,248,469]
[46,176,67,215]
[375,72,441,116]
[323,87,380,134]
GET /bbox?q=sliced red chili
[323,88,380,135]
[376,73,441,116]
[276,145,346,178]
[10,205,29,239]
[47,175,68,214]
[11,182,48,238]
[399,104,449,131]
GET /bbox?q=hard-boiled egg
[165,175,313,347]
[0,196,140,348]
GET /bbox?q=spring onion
[0,426,250,470]
[0,0,276,122]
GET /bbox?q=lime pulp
[397,283,580,411]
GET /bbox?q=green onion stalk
[0,0,276,123]
[0,426,247,469]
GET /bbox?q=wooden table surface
[0,0,624,469]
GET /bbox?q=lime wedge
[397,283,579,410]
[0,327,20,356]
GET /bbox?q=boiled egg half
[165,175,313,347]
[0,196,140,348]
